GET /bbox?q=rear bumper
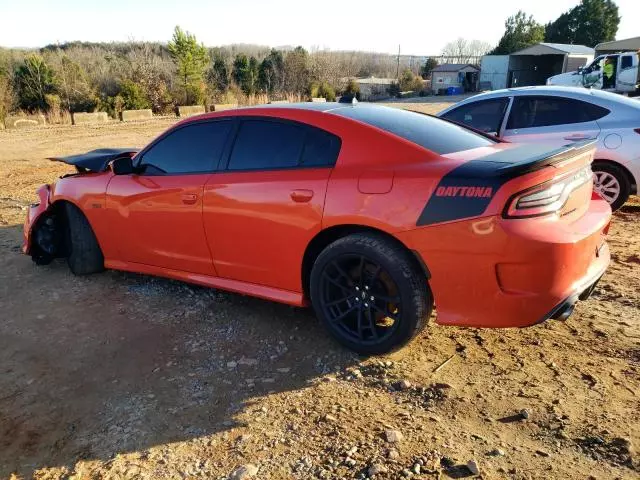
[396,195,612,328]
[536,267,605,325]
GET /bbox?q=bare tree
[441,38,492,63]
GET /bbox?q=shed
[352,77,395,101]
[508,43,594,87]
[596,37,640,55]
[430,64,480,93]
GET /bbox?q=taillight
[503,166,593,218]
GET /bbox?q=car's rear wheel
[310,233,432,355]
[592,162,631,211]
[65,203,104,275]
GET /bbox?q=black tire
[592,162,631,212]
[65,203,104,275]
[309,233,432,355]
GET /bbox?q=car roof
[437,86,640,115]
[178,101,497,156]
[465,86,599,100]
[179,102,369,124]
[237,102,345,112]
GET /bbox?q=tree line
[0,0,621,123]
[0,27,433,123]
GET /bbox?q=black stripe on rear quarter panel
[416,140,595,226]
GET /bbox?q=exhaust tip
[552,302,575,321]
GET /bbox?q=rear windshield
[333,105,495,154]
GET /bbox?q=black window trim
[441,97,511,137]
[505,95,610,130]
[220,115,342,173]
[133,117,235,176]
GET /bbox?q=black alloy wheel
[319,253,401,346]
[310,233,432,354]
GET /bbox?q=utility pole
[396,44,400,80]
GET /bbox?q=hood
[48,148,139,173]
[547,71,579,85]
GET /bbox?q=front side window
[441,98,509,134]
[139,120,231,174]
[506,96,609,130]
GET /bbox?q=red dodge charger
[23,102,611,354]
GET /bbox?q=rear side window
[620,55,633,69]
[507,96,610,130]
[228,119,341,170]
[139,120,231,174]
[301,128,341,166]
[334,105,494,154]
[441,98,509,134]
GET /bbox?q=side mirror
[577,66,584,73]
[111,156,134,175]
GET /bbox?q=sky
[0,0,638,54]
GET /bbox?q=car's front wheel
[310,233,432,355]
[592,162,631,211]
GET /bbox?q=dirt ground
[0,106,639,480]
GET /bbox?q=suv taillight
[503,166,593,218]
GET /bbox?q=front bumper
[22,185,51,255]
[397,195,612,328]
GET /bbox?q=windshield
[584,56,605,72]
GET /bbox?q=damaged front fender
[22,184,52,256]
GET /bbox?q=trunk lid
[48,148,139,173]
[417,141,596,226]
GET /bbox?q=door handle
[564,134,593,141]
[290,189,314,203]
[181,193,198,205]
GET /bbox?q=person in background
[602,57,613,88]
[603,57,615,89]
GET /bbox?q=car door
[502,96,607,145]
[618,54,637,92]
[440,97,510,136]
[202,117,341,292]
[106,119,232,275]
[582,56,604,89]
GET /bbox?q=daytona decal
[416,141,597,227]
[435,186,493,198]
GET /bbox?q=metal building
[480,43,594,89]
[596,37,640,55]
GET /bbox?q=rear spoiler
[416,140,596,226]
[467,140,597,179]
[48,148,139,173]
